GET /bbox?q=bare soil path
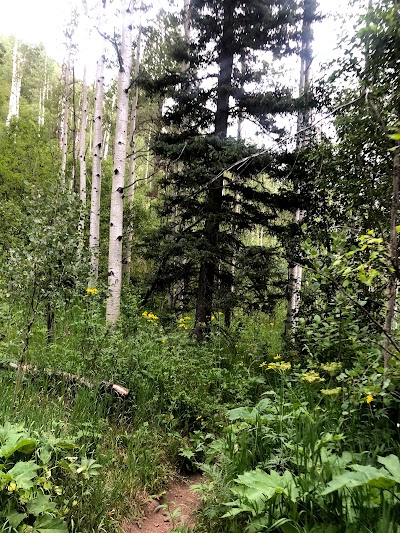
[122,473,203,533]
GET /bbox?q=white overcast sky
[0,0,364,143]
[0,0,362,67]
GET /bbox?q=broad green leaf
[389,133,400,141]
[351,464,396,489]
[53,440,76,450]
[321,463,397,495]
[228,407,255,422]
[234,468,299,503]
[8,460,39,490]
[321,471,371,494]
[246,515,270,532]
[7,510,27,528]
[378,455,400,482]
[0,432,37,458]
[33,514,68,533]
[26,493,57,516]
[222,505,252,518]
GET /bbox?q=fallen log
[0,361,129,398]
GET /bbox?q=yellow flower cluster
[321,387,342,396]
[365,394,374,404]
[86,287,98,295]
[301,370,325,384]
[266,361,291,373]
[320,362,342,374]
[142,311,159,321]
[177,316,190,330]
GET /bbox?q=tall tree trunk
[384,142,400,367]
[123,1,144,278]
[71,65,78,192]
[6,39,24,126]
[285,0,316,335]
[78,64,88,246]
[195,0,234,339]
[60,41,71,185]
[106,0,134,324]
[88,0,107,288]
[38,57,47,126]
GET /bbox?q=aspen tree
[60,34,72,184]
[88,0,107,288]
[6,38,24,126]
[78,64,88,225]
[106,0,134,323]
[285,0,316,334]
[123,0,144,277]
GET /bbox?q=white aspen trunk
[144,131,151,183]
[58,67,65,149]
[123,1,144,277]
[77,65,89,260]
[89,109,93,153]
[285,0,315,334]
[79,65,89,209]
[106,0,134,324]
[102,92,116,159]
[6,39,23,126]
[70,64,78,191]
[88,0,107,288]
[384,141,399,368]
[38,58,47,126]
[38,88,43,125]
[61,43,71,184]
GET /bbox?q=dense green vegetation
[0,0,400,531]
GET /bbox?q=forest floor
[122,473,203,533]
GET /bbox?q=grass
[0,296,282,531]
[1,296,399,532]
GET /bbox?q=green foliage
[0,421,100,532]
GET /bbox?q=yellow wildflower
[269,322,274,327]
[161,339,167,343]
[320,362,342,374]
[178,323,188,329]
[365,394,374,404]
[274,354,281,360]
[86,287,98,295]
[266,361,291,373]
[142,311,148,317]
[259,361,267,368]
[321,387,342,396]
[301,370,325,384]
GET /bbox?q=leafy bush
[0,421,100,532]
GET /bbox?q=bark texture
[60,40,72,184]
[384,144,400,367]
[6,39,24,126]
[123,2,144,277]
[195,0,234,339]
[88,0,107,288]
[285,0,316,335]
[106,0,134,323]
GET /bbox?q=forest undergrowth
[0,295,399,532]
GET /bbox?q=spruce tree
[146,0,315,337]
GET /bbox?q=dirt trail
[122,474,203,533]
